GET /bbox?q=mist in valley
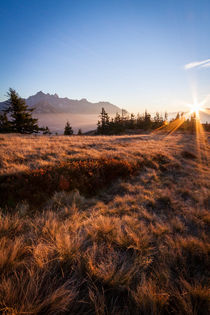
[34,113,99,133]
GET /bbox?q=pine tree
[112,112,124,134]
[4,88,39,133]
[97,107,110,134]
[64,121,73,135]
[0,112,11,133]
[144,110,151,130]
[129,113,135,129]
[77,128,82,135]
[190,113,196,133]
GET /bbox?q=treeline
[171,112,210,132]
[97,107,210,134]
[97,108,168,135]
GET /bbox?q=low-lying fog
[34,113,99,134]
[34,111,210,134]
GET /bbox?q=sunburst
[187,99,206,118]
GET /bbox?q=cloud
[184,58,210,70]
[201,61,210,68]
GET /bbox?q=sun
[188,102,203,117]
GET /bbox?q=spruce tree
[64,121,73,135]
[144,110,151,130]
[129,113,135,129]
[4,88,39,133]
[114,112,124,134]
[0,112,11,133]
[77,128,82,135]
[97,107,110,134]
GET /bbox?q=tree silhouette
[0,112,11,133]
[144,110,151,130]
[77,128,82,135]
[97,107,110,134]
[3,88,39,133]
[64,121,73,135]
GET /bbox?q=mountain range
[0,91,121,115]
[1,91,209,120]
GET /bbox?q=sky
[0,0,210,114]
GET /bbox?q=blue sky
[0,0,210,113]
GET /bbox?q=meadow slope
[0,133,209,314]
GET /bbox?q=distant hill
[0,91,121,115]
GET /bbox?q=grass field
[0,133,209,314]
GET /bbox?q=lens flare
[188,102,204,118]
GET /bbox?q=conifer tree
[97,107,110,134]
[4,88,39,133]
[113,112,124,133]
[0,112,11,133]
[64,121,73,135]
[144,110,151,130]
[129,113,135,129]
[77,128,82,135]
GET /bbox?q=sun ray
[165,117,186,137]
[151,121,168,134]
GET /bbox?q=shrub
[0,158,141,208]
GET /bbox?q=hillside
[0,133,209,314]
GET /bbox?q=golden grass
[0,133,193,175]
[0,133,209,314]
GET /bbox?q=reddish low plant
[0,158,141,208]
